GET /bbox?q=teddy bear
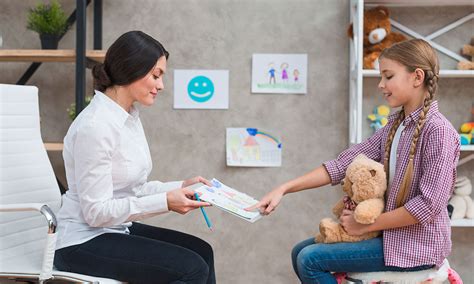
[448,176,474,220]
[457,37,474,70]
[347,6,407,69]
[316,154,387,244]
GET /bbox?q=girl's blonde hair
[379,39,439,208]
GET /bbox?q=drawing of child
[281,62,289,83]
[268,63,276,84]
[293,68,300,82]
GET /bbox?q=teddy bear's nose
[340,180,345,186]
[369,28,387,44]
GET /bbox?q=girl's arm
[340,207,418,235]
[247,165,331,215]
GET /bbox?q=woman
[54,31,216,284]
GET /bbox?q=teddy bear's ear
[347,23,354,39]
[370,169,376,177]
[376,6,390,17]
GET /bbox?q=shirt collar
[387,100,439,126]
[93,90,140,126]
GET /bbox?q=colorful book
[192,179,262,223]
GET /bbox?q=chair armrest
[0,203,59,281]
[0,203,57,234]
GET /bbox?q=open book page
[193,178,262,223]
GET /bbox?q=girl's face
[125,56,167,107]
[378,58,425,113]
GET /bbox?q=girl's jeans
[291,237,433,284]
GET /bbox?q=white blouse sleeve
[134,180,184,197]
[73,122,170,227]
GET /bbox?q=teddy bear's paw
[319,220,343,243]
[315,234,324,243]
[353,211,378,224]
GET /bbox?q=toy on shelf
[448,176,474,220]
[347,6,407,69]
[457,37,474,70]
[459,103,474,145]
[367,105,390,132]
[316,154,386,243]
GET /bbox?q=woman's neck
[104,87,133,113]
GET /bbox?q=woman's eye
[386,75,393,80]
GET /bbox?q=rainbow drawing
[246,128,282,149]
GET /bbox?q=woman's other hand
[182,176,212,188]
[166,187,210,214]
[245,186,285,216]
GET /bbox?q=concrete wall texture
[1,1,473,283]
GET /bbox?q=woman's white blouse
[56,90,182,250]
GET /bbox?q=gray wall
[1,1,473,283]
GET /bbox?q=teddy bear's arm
[353,198,384,224]
[332,198,345,217]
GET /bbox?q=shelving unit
[0,49,105,63]
[451,218,474,227]
[0,0,103,115]
[349,0,474,227]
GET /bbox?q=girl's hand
[245,186,285,215]
[182,176,212,188]
[340,209,371,236]
[166,187,210,214]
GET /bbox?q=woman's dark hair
[92,31,169,92]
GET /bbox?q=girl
[54,31,216,284]
[248,39,460,283]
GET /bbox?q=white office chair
[0,84,123,284]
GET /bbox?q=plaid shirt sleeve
[323,127,385,185]
[404,124,460,225]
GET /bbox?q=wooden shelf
[451,218,474,227]
[365,0,474,6]
[0,49,106,63]
[363,69,474,78]
[44,142,64,152]
[461,145,474,151]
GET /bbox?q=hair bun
[92,63,112,92]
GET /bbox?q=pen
[194,192,213,231]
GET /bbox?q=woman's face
[125,56,167,107]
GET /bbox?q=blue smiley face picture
[187,76,215,103]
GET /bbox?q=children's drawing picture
[226,128,282,167]
[193,178,262,223]
[252,53,308,94]
[174,69,229,109]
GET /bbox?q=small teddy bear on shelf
[347,6,407,69]
[316,154,387,244]
[457,37,474,70]
[449,176,474,220]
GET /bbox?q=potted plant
[67,96,92,120]
[26,0,69,49]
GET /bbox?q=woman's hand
[339,209,371,236]
[245,186,286,215]
[182,176,212,188]
[166,187,210,214]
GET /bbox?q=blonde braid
[395,70,437,207]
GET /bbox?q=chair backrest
[0,84,62,271]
